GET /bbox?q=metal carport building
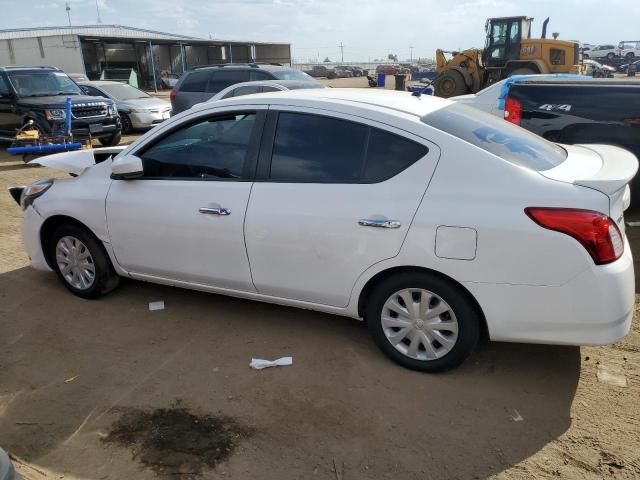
[0,25,292,90]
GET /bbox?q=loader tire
[434,71,468,98]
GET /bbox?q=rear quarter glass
[422,103,567,171]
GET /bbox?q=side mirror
[80,86,90,94]
[111,155,143,179]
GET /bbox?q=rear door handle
[199,207,231,216]
[358,219,401,229]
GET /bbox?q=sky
[1,0,638,62]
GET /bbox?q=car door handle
[358,219,401,229]
[199,207,231,216]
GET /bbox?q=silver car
[79,81,171,132]
[209,79,326,102]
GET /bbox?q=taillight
[525,207,624,265]
[504,96,522,125]
[170,88,177,100]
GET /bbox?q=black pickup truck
[0,66,122,146]
[501,77,640,201]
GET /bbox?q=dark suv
[170,63,315,114]
[0,66,122,146]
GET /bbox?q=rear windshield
[422,103,567,171]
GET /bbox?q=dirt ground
[0,126,639,480]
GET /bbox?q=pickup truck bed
[504,78,640,202]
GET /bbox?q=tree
[387,53,398,61]
[323,57,331,63]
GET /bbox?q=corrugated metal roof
[0,25,290,45]
[0,25,198,40]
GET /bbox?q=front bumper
[129,110,171,129]
[21,205,50,272]
[466,238,635,346]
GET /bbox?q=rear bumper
[21,205,50,272]
[466,238,634,346]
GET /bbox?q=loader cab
[483,16,533,67]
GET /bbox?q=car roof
[200,88,451,118]
[187,63,292,73]
[0,65,59,72]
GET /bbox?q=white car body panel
[18,89,636,350]
[28,146,127,175]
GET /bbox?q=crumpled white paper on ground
[249,357,293,370]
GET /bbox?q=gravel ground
[0,120,639,480]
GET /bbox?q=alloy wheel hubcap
[55,236,95,290]
[381,288,459,361]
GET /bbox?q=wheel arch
[39,215,102,270]
[356,265,489,339]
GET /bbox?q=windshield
[271,69,314,81]
[423,103,567,171]
[99,83,150,100]
[7,70,82,97]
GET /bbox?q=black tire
[607,52,616,60]
[434,70,467,98]
[365,272,481,372]
[584,53,590,59]
[625,52,635,60]
[120,112,133,133]
[49,223,120,299]
[98,131,122,147]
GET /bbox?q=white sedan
[11,89,637,372]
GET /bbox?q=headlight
[108,104,117,115]
[21,179,53,210]
[45,109,66,120]
[129,108,156,113]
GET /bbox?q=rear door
[244,108,440,307]
[173,70,211,113]
[207,70,251,97]
[0,73,20,135]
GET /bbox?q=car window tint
[179,71,210,92]
[270,113,368,182]
[232,85,261,97]
[140,113,256,179]
[250,71,271,81]
[0,75,8,93]
[423,103,567,171]
[208,70,250,93]
[362,129,428,182]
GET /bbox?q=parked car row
[303,65,365,79]
[584,41,640,60]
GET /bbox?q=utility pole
[95,0,102,23]
[410,46,414,62]
[65,2,72,26]
[339,42,344,63]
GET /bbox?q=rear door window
[423,103,566,171]
[269,112,428,183]
[179,71,210,92]
[208,70,250,94]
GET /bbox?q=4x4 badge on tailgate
[539,104,573,112]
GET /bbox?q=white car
[618,41,640,60]
[587,44,618,60]
[11,89,637,372]
[209,80,326,102]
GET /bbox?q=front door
[244,109,440,307]
[106,108,265,291]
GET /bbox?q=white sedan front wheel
[366,273,481,372]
